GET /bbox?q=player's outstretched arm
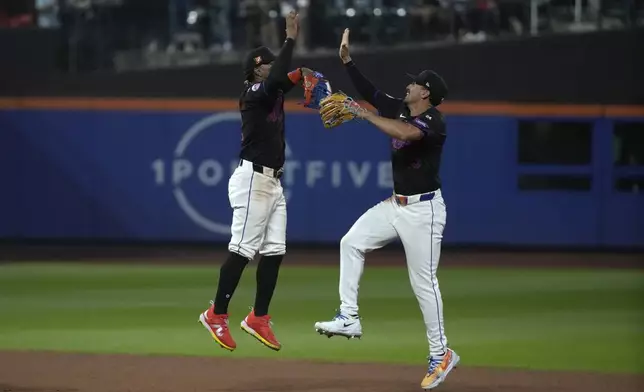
[320,93,422,137]
[360,111,424,141]
[340,28,401,117]
[264,11,299,96]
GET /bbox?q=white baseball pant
[339,189,448,357]
[227,159,286,260]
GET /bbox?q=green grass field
[0,262,642,374]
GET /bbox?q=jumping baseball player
[313,28,459,390]
[198,11,328,352]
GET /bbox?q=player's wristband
[287,68,303,84]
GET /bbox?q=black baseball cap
[407,70,448,106]
[243,46,276,81]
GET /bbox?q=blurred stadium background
[0,1,643,391]
[1,0,643,72]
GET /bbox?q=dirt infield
[1,351,642,392]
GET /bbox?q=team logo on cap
[254,56,262,65]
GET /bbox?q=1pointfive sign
[150,112,393,235]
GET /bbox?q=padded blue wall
[1,108,641,247]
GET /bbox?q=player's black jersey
[239,38,296,170]
[377,96,445,195]
[239,82,289,169]
[344,61,446,196]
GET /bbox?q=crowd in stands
[1,0,641,71]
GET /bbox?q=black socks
[253,255,284,317]
[213,252,249,315]
[212,253,285,316]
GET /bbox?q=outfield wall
[1,98,643,248]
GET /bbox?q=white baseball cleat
[314,310,363,339]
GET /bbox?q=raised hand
[339,28,351,64]
[285,10,299,40]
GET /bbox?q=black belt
[239,159,284,179]
[394,192,435,206]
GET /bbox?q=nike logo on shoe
[343,322,356,327]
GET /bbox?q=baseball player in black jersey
[199,11,316,353]
[314,29,460,390]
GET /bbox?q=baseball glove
[302,71,332,110]
[319,91,365,129]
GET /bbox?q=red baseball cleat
[198,303,236,351]
[240,309,281,351]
